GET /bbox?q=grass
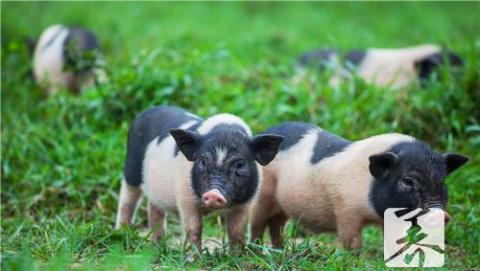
[1,2,479,270]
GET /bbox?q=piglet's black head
[415,51,464,83]
[170,127,283,209]
[369,141,468,219]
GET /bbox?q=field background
[2,2,479,270]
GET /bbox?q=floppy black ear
[250,134,284,166]
[369,152,399,178]
[24,36,37,56]
[443,153,468,175]
[169,129,201,161]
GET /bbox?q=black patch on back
[263,121,318,151]
[124,106,202,187]
[369,140,448,218]
[62,27,101,74]
[297,49,336,70]
[415,51,464,81]
[311,131,350,164]
[344,50,366,67]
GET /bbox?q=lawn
[1,2,479,270]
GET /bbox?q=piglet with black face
[115,106,283,248]
[171,127,277,211]
[251,121,468,249]
[369,142,467,223]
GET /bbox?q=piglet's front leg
[336,211,363,250]
[179,203,203,249]
[148,202,166,241]
[227,205,249,247]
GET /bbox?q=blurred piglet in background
[296,44,463,89]
[29,25,107,95]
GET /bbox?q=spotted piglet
[297,44,463,88]
[251,121,468,249]
[32,25,106,95]
[115,106,283,248]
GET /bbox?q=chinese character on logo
[384,208,445,267]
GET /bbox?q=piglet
[115,106,283,248]
[297,44,463,89]
[32,25,106,95]
[251,121,468,249]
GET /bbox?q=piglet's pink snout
[202,189,227,209]
[422,209,451,228]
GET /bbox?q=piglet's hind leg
[115,180,142,229]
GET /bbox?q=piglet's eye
[402,177,415,188]
[234,159,246,170]
[233,159,247,176]
[198,158,207,170]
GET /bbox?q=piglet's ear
[169,129,201,161]
[369,152,399,178]
[24,36,37,56]
[443,153,469,175]
[251,134,284,166]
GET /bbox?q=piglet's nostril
[201,189,227,209]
